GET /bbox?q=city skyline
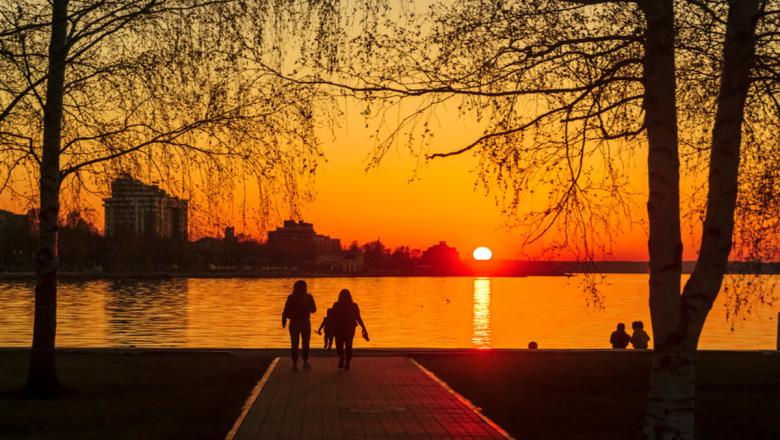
[0,137,658,262]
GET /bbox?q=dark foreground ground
[1,350,778,439]
[0,351,271,440]
[414,351,780,440]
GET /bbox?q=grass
[413,351,780,440]
[0,350,271,440]
[1,349,777,439]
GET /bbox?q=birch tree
[280,0,779,438]
[0,0,352,395]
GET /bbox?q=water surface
[0,275,777,349]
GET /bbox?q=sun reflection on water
[472,277,492,348]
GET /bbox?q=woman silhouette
[331,289,368,370]
[282,280,317,370]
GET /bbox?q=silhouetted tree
[421,241,461,274]
[361,239,389,269]
[390,246,418,271]
[0,0,343,395]
[283,0,779,437]
[58,210,104,270]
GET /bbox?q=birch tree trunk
[640,0,688,434]
[642,0,760,438]
[25,0,68,396]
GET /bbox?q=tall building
[266,220,340,260]
[103,175,188,241]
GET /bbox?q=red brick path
[233,356,510,439]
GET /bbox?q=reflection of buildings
[104,279,188,347]
[103,175,188,241]
[472,278,492,348]
[267,220,341,261]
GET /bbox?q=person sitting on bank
[610,323,631,349]
[630,320,651,349]
[316,308,335,350]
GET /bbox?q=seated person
[630,320,651,349]
[610,323,631,349]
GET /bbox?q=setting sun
[472,246,493,261]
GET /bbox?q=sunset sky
[0,99,692,262]
[0,1,721,263]
[304,118,646,260]
[300,102,658,261]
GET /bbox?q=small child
[630,320,650,349]
[317,308,335,350]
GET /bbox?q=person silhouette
[630,320,651,349]
[316,308,335,350]
[610,322,631,349]
[330,289,368,370]
[282,280,317,370]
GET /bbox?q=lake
[0,275,777,349]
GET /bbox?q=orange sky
[0,100,703,261]
[298,102,657,261]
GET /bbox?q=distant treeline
[510,261,780,275]
[2,210,777,276]
[0,210,464,275]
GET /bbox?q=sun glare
[472,246,493,261]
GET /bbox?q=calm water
[0,275,777,349]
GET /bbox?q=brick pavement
[232,356,511,439]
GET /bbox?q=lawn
[414,350,780,440]
[0,350,271,440]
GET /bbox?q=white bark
[642,0,760,438]
[640,0,691,437]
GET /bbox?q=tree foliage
[291,0,779,267]
[0,0,376,233]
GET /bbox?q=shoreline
[2,266,778,280]
[1,347,777,354]
[0,271,565,280]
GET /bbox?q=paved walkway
[233,356,510,439]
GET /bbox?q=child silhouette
[316,308,335,350]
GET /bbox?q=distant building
[0,209,34,271]
[342,253,364,272]
[315,252,364,272]
[103,175,188,241]
[267,220,340,261]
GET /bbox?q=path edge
[409,357,516,440]
[225,356,279,440]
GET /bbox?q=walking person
[282,280,317,370]
[331,289,369,370]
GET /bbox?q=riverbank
[0,271,553,280]
[415,350,780,440]
[0,351,270,440]
[1,350,778,439]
